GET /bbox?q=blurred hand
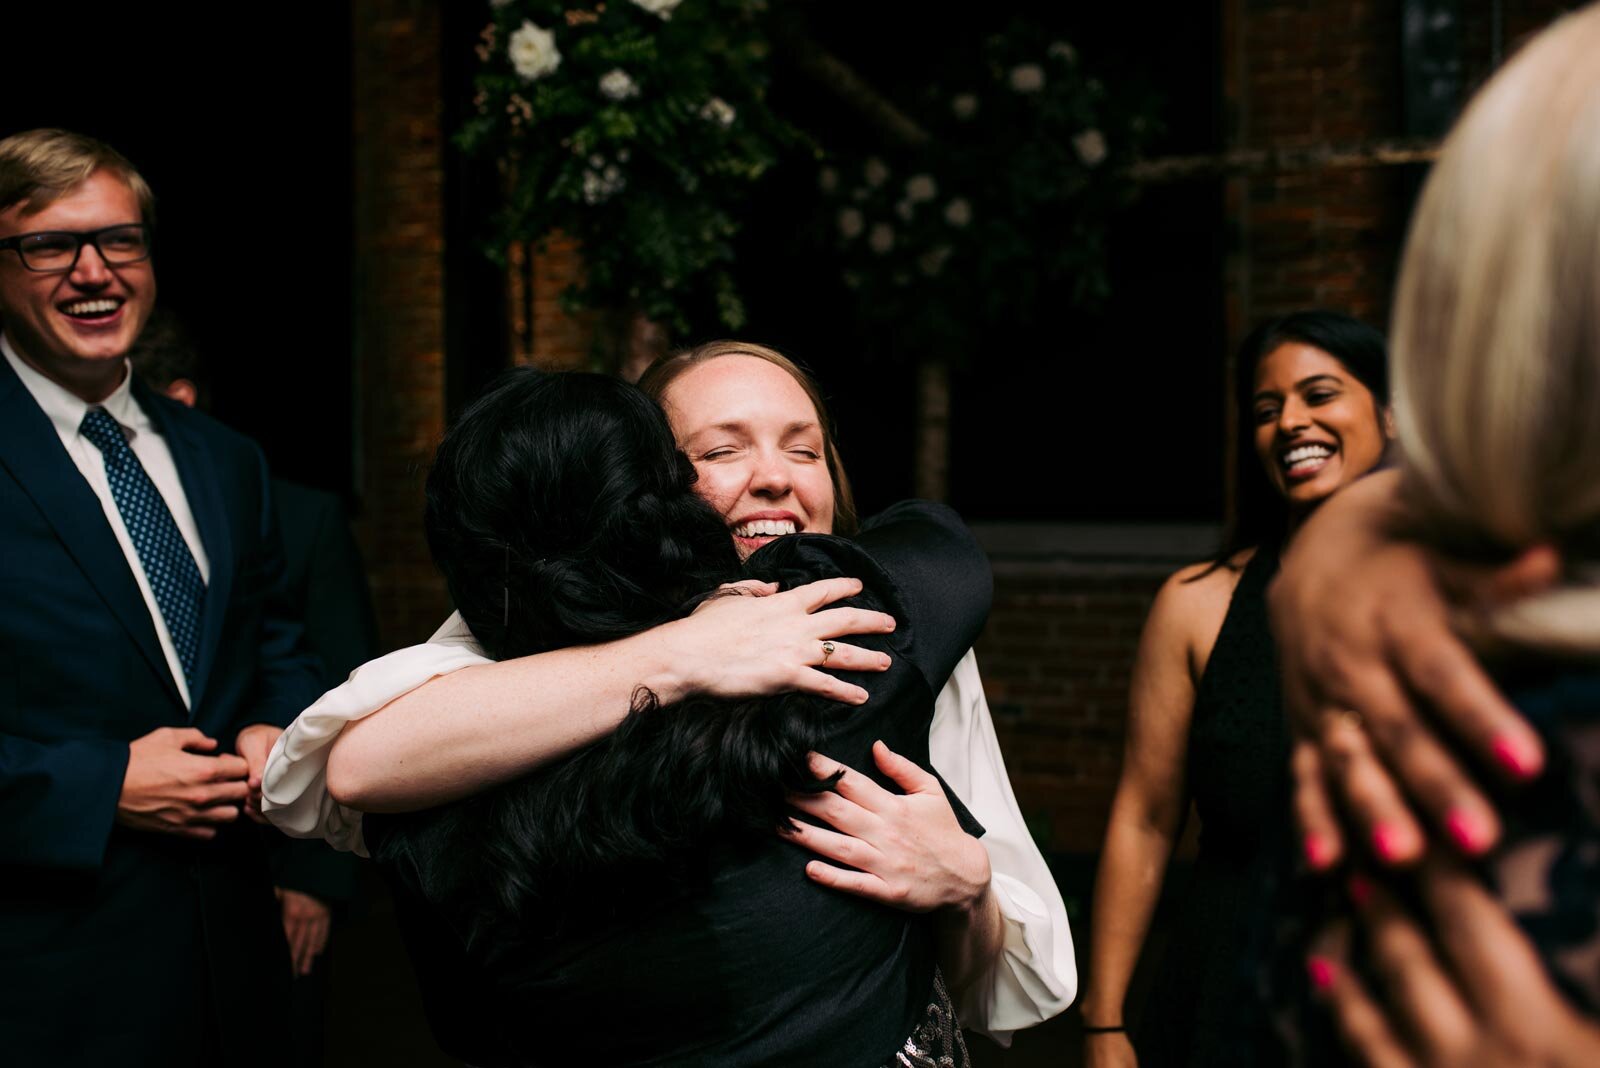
[781,742,990,913]
[1270,471,1551,870]
[1310,855,1600,1068]
[235,723,284,824]
[668,576,896,706]
[276,887,332,977]
[117,727,250,840]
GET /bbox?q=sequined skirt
[878,971,970,1068]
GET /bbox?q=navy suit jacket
[0,354,323,1066]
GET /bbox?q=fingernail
[1347,873,1373,907]
[1306,956,1338,991]
[1446,808,1491,855]
[1303,834,1335,871]
[1492,732,1542,780]
[1372,823,1411,863]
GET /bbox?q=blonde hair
[1392,6,1600,654]
[0,128,155,223]
[637,340,859,536]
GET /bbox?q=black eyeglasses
[0,223,152,273]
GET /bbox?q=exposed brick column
[351,0,451,650]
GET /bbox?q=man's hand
[656,577,896,707]
[117,726,250,840]
[235,723,283,824]
[276,887,333,977]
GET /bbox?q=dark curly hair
[377,369,862,942]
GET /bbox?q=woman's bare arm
[326,577,896,812]
[1080,568,1224,1066]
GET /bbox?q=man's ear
[162,378,198,409]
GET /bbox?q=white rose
[868,223,894,254]
[630,0,683,19]
[1073,128,1108,167]
[863,157,890,188]
[894,199,914,222]
[699,97,736,127]
[905,174,937,203]
[943,198,972,228]
[919,246,953,277]
[598,68,639,101]
[508,20,561,81]
[1008,63,1045,93]
[837,207,864,240]
[1048,40,1076,63]
[950,94,978,120]
[817,167,839,194]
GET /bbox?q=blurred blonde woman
[1299,8,1600,1066]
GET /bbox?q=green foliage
[813,23,1160,364]
[464,0,792,336]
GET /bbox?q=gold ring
[821,640,836,666]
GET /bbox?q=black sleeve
[852,500,993,694]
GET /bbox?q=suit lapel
[135,378,233,713]
[0,358,182,707]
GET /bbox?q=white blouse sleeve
[929,649,1078,1044]
[261,613,490,857]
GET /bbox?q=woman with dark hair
[1079,311,1392,1068]
[264,341,1075,1044]
[360,367,991,1065]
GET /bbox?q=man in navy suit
[0,129,322,1065]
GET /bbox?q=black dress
[366,502,992,1067]
[1135,548,1291,1068]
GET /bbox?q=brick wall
[351,0,451,650]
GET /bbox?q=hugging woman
[264,343,1074,1061]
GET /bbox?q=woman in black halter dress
[1079,312,1392,1068]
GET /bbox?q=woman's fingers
[787,783,878,835]
[716,579,780,597]
[792,576,865,612]
[1314,945,1417,1068]
[809,606,897,640]
[870,740,940,796]
[807,751,896,810]
[800,859,896,902]
[1292,740,1344,871]
[1319,709,1425,865]
[806,638,890,674]
[779,815,881,871]
[790,667,870,705]
[1355,874,1477,1059]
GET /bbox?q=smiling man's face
[0,169,155,400]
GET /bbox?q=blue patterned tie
[80,407,206,690]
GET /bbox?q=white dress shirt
[3,335,210,707]
[263,623,1077,1040]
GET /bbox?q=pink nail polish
[1492,733,1542,780]
[1307,957,1338,991]
[1372,824,1411,863]
[1347,873,1373,907]
[1446,809,1490,855]
[1304,834,1335,871]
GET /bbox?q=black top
[368,501,992,1067]
[1135,548,1290,1068]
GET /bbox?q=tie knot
[80,407,128,455]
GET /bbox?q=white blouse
[262,616,1076,1042]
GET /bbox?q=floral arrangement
[814,25,1157,361]
[462,0,791,335]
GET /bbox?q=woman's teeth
[734,519,797,538]
[1283,443,1334,475]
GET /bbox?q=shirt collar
[1,332,147,440]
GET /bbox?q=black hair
[380,369,859,942]
[1208,310,1390,568]
[127,310,206,403]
